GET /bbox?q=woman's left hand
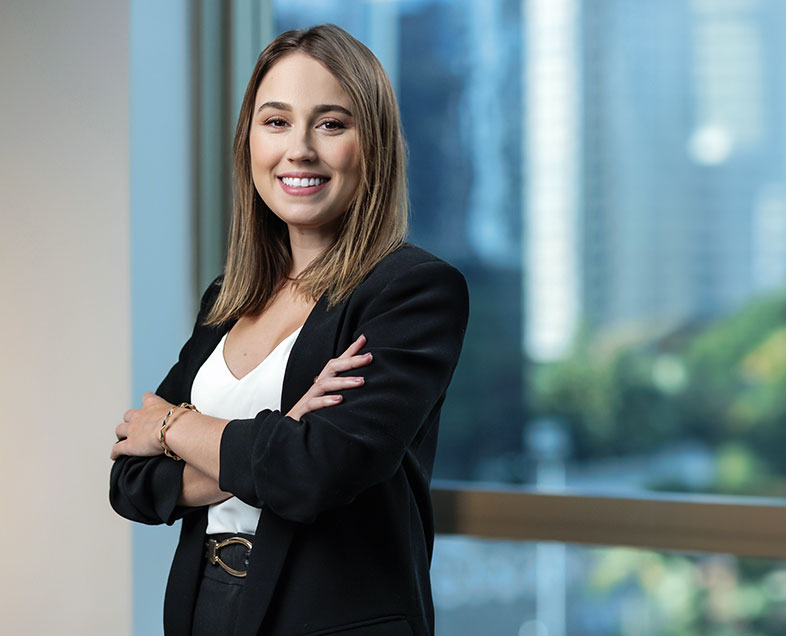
[111,392,173,460]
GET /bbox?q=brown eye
[319,119,345,131]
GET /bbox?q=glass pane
[432,536,786,636]
[273,2,786,497]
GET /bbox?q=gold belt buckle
[207,536,253,578]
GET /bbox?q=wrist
[160,403,199,460]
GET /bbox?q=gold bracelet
[160,402,199,460]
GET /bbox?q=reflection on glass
[274,0,786,497]
[432,536,786,636]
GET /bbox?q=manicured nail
[353,377,364,384]
[331,395,343,402]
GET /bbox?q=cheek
[249,133,281,194]
[336,139,361,188]
[249,131,271,170]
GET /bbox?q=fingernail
[365,353,373,359]
[353,377,364,384]
[331,395,343,402]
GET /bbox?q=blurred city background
[272,0,786,499]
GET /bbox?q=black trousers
[192,534,254,636]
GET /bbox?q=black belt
[205,533,253,578]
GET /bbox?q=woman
[110,24,468,636]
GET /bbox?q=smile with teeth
[280,176,329,188]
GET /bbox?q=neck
[287,224,336,277]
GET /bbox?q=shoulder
[358,243,467,296]
[346,243,469,328]
[193,274,226,328]
[376,243,447,270]
[200,275,224,308]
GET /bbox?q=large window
[274,0,786,499]
[199,1,786,634]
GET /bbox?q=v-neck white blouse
[191,326,303,535]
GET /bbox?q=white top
[190,326,303,535]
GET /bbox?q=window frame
[433,483,786,558]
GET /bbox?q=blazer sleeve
[108,279,222,525]
[218,260,469,524]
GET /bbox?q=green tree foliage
[532,288,786,496]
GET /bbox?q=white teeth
[281,176,328,188]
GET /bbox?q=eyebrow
[256,101,354,117]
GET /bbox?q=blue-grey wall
[130,1,195,634]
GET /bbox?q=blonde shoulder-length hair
[205,24,408,325]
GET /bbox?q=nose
[286,127,317,163]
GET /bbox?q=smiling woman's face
[250,52,361,241]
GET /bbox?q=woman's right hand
[285,334,372,421]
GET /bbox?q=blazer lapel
[234,510,297,636]
[281,293,348,413]
[234,294,348,634]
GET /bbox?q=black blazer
[110,245,468,636]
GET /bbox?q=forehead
[254,52,352,109]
